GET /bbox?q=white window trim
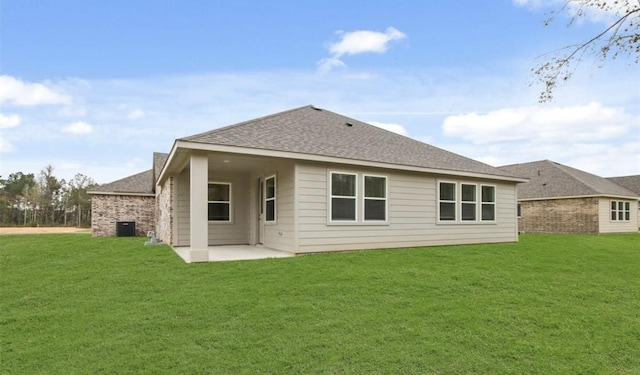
[363,174,388,223]
[329,171,358,223]
[437,181,497,224]
[437,180,457,223]
[480,184,497,222]
[610,200,630,222]
[264,175,277,224]
[208,181,232,224]
[460,183,478,222]
[327,171,390,225]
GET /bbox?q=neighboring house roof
[152,152,170,190]
[90,152,169,195]
[89,169,154,196]
[499,160,639,200]
[607,175,640,196]
[179,105,519,179]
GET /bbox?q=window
[364,175,387,221]
[438,181,497,223]
[611,200,630,221]
[438,182,456,221]
[461,184,477,221]
[328,172,388,224]
[517,203,522,218]
[208,183,231,222]
[265,176,276,222]
[481,185,496,221]
[331,172,357,221]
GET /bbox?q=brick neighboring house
[499,160,639,234]
[89,153,168,237]
[607,175,640,229]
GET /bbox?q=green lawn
[1,233,639,374]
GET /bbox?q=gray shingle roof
[499,160,639,199]
[607,175,640,195]
[89,169,154,195]
[153,152,169,188]
[90,152,169,195]
[181,105,518,178]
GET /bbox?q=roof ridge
[298,107,523,179]
[608,174,640,179]
[175,105,519,179]
[103,168,151,185]
[180,105,314,140]
[551,161,618,194]
[498,159,550,169]
[317,107,521,178]
[89,168,153,194]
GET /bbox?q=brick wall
[91,194,155,237]
[155,177,173,245]
[518,197,599,234]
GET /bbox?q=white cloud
[367,121,408,136]
[127,109,145,120]
[470,140,640,177]
[318,27,406,72]
[58,162,84,171]
[4,67,638,180]
[0,75,72,106]
[442,102,637,144]
[512,0,559,8]
[0,136,14,152]
[58,106,87,117]
[0,113,21,129]
[513,0,633,23]
[329,27,406,56]
[61,121,93,135]
[317,57,347,74]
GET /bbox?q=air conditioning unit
[116,221,136,237]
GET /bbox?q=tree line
[0,165,98,227]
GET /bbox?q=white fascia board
[518,194,640,202]
[88,191,155,197]
[156,140,180,186]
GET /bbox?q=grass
[1,233,639,374]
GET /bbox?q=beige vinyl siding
[261,160,296,252]
[598,198,638,233]
[207,172,250,245]
[296,162,518,253]
[174,169,252,246]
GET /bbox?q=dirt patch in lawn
[0,227,91,235]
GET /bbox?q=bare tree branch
[533,0,640,102]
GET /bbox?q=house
[91,105,526,262]
[89,152,168,236]
[607,175,640,229]
[499,160,639,234]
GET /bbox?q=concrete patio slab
[172,244,295,263]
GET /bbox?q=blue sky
[1,0,638,183]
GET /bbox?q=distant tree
[0,168,98,227]
[0,172,36,225]
[37,165,63,225]
[534,0,640,101]
[66,173,97,227]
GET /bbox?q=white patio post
[189,151,209,262]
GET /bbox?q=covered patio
[171,244,295,263]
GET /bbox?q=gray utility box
[116,221,136,237]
